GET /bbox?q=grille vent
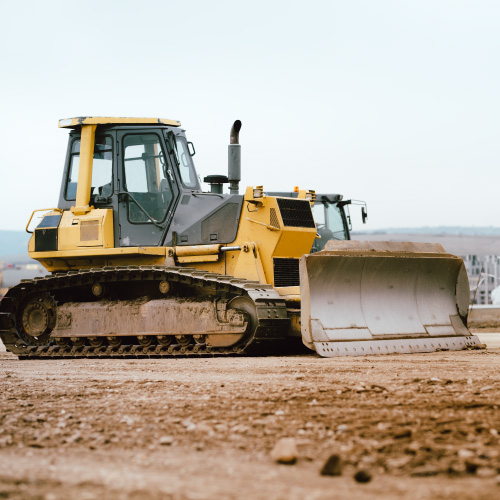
[273,258,300,287]
[276,198,315,228]
[270,208,280,229]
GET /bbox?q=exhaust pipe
[228,120,242,194]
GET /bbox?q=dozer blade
[300,241,481,357]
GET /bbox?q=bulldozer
[0,117,480,358]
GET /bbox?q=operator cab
[311,195,368,252]
[311,195,350,252]
[56,117,243,250]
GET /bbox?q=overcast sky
[0,0,498,232]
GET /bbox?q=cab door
[117,130,179,247]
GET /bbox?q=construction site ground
[1,331,500,500]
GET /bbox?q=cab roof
[58,117,181,128]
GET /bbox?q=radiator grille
[276,198,315,228]
[273,258,300,287]
[270,208,280,229]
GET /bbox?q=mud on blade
[300,241,481,357]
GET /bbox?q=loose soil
[1,333,500,499]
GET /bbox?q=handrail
[25,208,63,234]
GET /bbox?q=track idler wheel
[157,335,172,346]
[107,336,123,348]
[137,335,155,347]
[17,293,56,346]
[193,334,206,345]
[71,337,85,347]
[175,335,191,346]
[88,337,104,348]
[55,337,70,348]
[228,296,257,337]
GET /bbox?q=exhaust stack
[228,120,241,194]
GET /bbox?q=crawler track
[0,266,290,359]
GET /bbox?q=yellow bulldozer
[0,117,480,358]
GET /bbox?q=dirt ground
[1,332,500,500]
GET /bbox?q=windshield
[311,201,348,251]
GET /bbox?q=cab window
[175,136,199,189]
[123,134,174,223]
[65,137,113,201]
[311,201,348,251]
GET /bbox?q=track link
[0,266,290,359]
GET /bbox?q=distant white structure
[492,286,500,306]
[463,255,500,305]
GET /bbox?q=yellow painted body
[28,188,316,297]
[58,209,114,250]
[28,117,316,300]
[226,187,316,284]
[72,124,96,215]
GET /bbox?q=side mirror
[361,206,368,224]
[187,141,196,156]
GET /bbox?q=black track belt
[0,266,290,359]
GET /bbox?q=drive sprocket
[16,292,56,346]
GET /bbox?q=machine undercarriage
[0,266,290,358]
